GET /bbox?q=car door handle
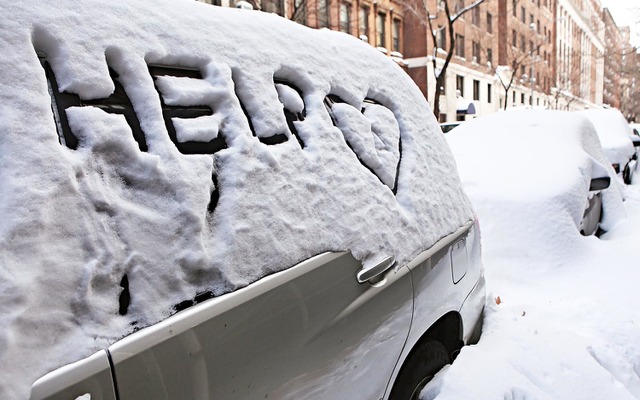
[357,256,395,284]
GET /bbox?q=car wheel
[389,340,450,400]
[623,162,633,184]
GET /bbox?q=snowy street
[422,175,640,399]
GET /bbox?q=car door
[109,251,413,400]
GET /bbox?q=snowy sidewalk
[422,183,640,399]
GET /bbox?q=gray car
[0,2,484,399]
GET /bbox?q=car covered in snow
[578,108,638,184]
[0,1,485,399]
[446,110,625,243]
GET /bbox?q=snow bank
[578,108,635,168]
[0,0,474,397]
[424,111,640,399]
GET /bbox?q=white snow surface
[578,108,635,168]
[426,111,640,399]
[0,0,474,398]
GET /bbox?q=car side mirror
[589,176,610,191]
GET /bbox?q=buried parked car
[578,108,639,184]
[0,1,485,399]
[446,110,626,247]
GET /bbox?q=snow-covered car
[578,108,638,184]
[446,110,625,244]
[0,1,485,399]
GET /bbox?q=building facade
[197,0,404,56]
[197,0,636,121]
[602,8,623,109]
[404,0,558,123]
[554,0,605,110]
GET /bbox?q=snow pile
[578,108,635,168]
[423,111,640,399]
[0,0,474,397]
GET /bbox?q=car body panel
[30,350,116,400]
[581,192,603,236]
[109,252,414,400]
[31,222,484,400]
[383,221,482,396]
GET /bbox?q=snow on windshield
[0,0,474,397]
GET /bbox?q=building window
[512,91,516,103]
[513,0,517,16]
[376,12,386,47]
[487,47,493,64]
[512,29,517,47]
[292,0,307,24]
[339,3,351,33]
[487,83,492,103]
[487,12,493,33]
[457,75,464,97]
[317,0,329,28]
[454,0,463,13]
[472,6,480,25]
[473,79,480,100]
[472,41,480,63]
[455,33,465,58]
[521,93,525,104]
[359,5,369,39]
[436,26,446,49]
[521,6,525,23]
[262,0,284,15]
[392,19,401,52]
[520,34,525,51]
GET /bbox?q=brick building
[197,0,404,56]
[404,0,557,122]
[497,0,555,109]
[197,0,636,120]
[602,8,623,109]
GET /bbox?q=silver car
[0,2,485,399]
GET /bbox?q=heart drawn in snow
[331,102,401,191]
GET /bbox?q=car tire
[623,164,631,184]
[388,340,450,400]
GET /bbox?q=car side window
[150,65,227,155]
[40,58,148,152]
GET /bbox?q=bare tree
[403,0,485,118]
[490,45,538,110]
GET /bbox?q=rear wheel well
[416,311,463,361]
[388,311,463,400]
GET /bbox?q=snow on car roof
[0,0,474,396]
[578,108,635,167]
[446,110,625,258]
